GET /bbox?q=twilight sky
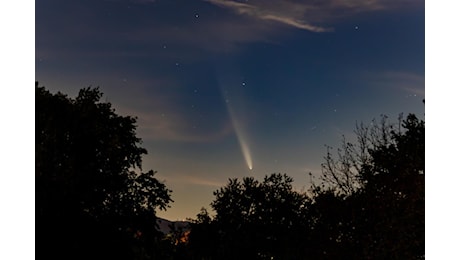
[36,0,425,220]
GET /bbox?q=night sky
[35,0,425,220]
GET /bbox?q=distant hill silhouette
[156,218,191,235]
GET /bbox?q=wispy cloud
[135,111,234,143]
[110,81,235,143]
[204,0,332,32]
[385,71,425,96]
[159,173,227,188]
[367,71,425,96]
[184,176,226,188]
[204,0,422,32]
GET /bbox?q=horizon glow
[35,0,425,221]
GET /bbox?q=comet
[215,66,254,171]
[237,127,253,170]
[227,101,253,171]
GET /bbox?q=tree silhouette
[311,113,425,259]
[186,208,214,257]
[189,173,310,259]
[187,113,424,259]
[36,82,173,259]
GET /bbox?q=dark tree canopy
[212,173,308,227]
[36,82,172,259]
[187,173,311,259]
[187,113,424,259]
[36,79,424,259]
[311,113,425,259]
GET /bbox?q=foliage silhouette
[36,79,424,259]
[187,173,310,259]
[310,113,425,259]
[36,82,173,259]
[187,113,424,259]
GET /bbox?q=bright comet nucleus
[227,107,253,171]
[216,68,254,171]
[221,95,253,171]
[238,135,253,170]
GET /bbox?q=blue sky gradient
[36,0,424,220]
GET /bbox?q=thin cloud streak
[119,106,234,143]
[259,13,333,32]
[102,77,235,143]
[185,176,226,188]
[366,71,425,96]
[386,72,425,96]
[204,0,422,32]
[204,0,332,32]
[162,174,226,188]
